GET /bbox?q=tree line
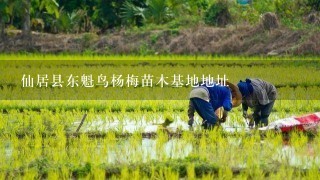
[0,0,319,39]
[0,0,208,38]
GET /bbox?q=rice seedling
[0,54,319,178]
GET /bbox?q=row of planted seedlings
[0,107,302,139]
[0,100,187,114]
[0,104,319,178]
[1,125,319,178]
[1,99,320,114]
[1,100,320,138]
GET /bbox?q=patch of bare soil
[0,30,84,53]
[0,25,319,55]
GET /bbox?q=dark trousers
[253,101,275,127]
[190,98,217,128]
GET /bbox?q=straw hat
[226,81,242,107]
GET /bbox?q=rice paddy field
[0,54,320,179]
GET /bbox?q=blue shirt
[202,83,232,111]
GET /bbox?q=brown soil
[0,25,319,55]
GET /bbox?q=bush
[204,1,231,27]
[307,0,320,11]
[81,33,99,49]
[252,0,275,14]
[228,2,260,24]
[275,0,313,18]
[260,12,280,30]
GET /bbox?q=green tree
[0,0,9,39]
[307,0,320,11]
[252,0,275,14]
[38,0,59,18]
[167,0,185,15]
[58,0,81,12]
[56,0,96,32]
[146,0,171,24]
[204,0,231,27]
[120,0,146,26]
[275,0,307,18]
[93,0,125,31]
[18,0,59,37]
[187,0,209,15]
[22,0,31,38]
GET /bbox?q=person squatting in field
[187,81,242,129]
[237,78,277,127]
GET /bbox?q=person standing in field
[188,81,242,129]
[237,78,277,127]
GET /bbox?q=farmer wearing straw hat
[237,78,277,127]
[188,81,242,129]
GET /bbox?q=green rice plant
[198,132,208,159]
[201,173,215,180]
[47,170,60,179]
[156,129,169,161]
[110,103,122,113]
[125,104,136,112]
[128,132,143,162]
[218,166,233,179]
[60,166,71,179]
[187,163,195,179]
[156,167,179,180]
[0,172,5,180]
[306,166,320,179]
[120,166,130,179]
[268,165,295,179]
[162,113,174,127]
[23,168,39,179]
[140,103,155,112]
[155,103,167,112]
[1,54,320,178]
[90,167,105,179]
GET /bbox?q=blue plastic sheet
[237,0,252,5]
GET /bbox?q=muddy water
[105,138,193,164]
[77,116,251,133]
[68,115,320,168]
[2,115,318,169]
[103,138,319,168]
[275,145,319,169]
[2,137,319,169]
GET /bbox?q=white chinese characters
[21,74,229,88]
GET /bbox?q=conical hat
[226,81,242,107]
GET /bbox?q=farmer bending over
[237,78,277,127]
[188,81,242,129]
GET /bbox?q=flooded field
[1,56,320,178]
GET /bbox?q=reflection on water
[275,144,319,169]
[66,115,320,168]
[3,137,319,169]
[78,115,251,133]
[106,138,193,164]
[2,115,319,169]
